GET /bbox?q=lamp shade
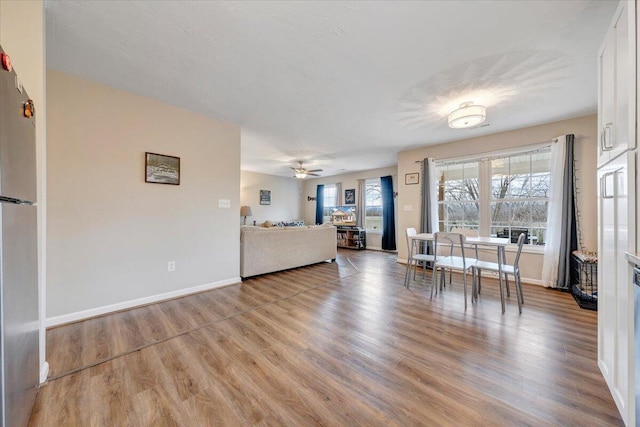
[448,102,486,129]
[240,206,253,217]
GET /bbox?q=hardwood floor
[31,250,623,426]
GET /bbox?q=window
[322,185,337,223]
[435,146,550,245]
[490,150,550,244]
[437,161,480,232]
[365,178,382,231]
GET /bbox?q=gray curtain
[356,179,365,228]
[335,182,343,206]
[557,134,578,289]
[420,158,436,233]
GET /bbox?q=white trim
[39,361,49,384]
[45,277,241,327]
[38,1,48,389]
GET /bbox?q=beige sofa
[240,225,337,278]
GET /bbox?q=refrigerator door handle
[0,195,33,205]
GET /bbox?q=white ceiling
[45,1,616,178]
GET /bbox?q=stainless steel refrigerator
[0,46,39,426]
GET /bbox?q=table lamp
[240,205,253,225]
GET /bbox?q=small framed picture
[260,190,271,205]
[405,173,419,185]
[345,189,355,204]
[145,152,180,185]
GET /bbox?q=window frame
[435,145,551,249]
[321,185,337,224]
[364,178,383,232]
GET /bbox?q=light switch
[218,199,231,208]
[403,204,412,211]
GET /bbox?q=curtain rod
[415,138,559,166]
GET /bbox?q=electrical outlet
[168,261,176,272]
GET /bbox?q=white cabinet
[597,2,637,425]
[598,1,636,167]
[598,152,635,426]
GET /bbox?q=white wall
[46,70,241,323]
[1,0,47,381]
[301,166,398,250]
[397,114,598,284]
[240,170,301,225]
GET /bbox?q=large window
[322,185,337,223]
[436,146,551,245]
[365,178,382,231]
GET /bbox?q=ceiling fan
[291,161,322,179]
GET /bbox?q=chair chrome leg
[431,266,437,298]
[404,260,413,289]
[471,269,477,303]
[463,271,467,310]
[498,270,505,314]
[504,273,510,297]
[515,273,523,313]
[516,269,524,304]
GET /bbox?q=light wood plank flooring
[30,250,622,426]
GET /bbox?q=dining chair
[450,227,479,258]
[432,232,478,310]
[449,227,479,283]
[405,228,437,289]
[473,232,526,313]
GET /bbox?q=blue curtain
[315,184,324,225]
[381,175,396,250]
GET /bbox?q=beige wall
[47,70,241,320]
[1,0,47,379]
[240,170,302,225]
[397,114,597,284]
[301,166,397,250]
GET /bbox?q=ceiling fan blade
[308,173,320,176]
[307,169,323,173]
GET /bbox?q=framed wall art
[405,173,419,185]
[344,188,355,204]
[260,189,271,205]
[145,152,180,185]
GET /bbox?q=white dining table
[404,233,510,308]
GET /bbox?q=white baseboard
[45,277,241,327]
[40,361,49,384]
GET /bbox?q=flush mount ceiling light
[447,102,486,129]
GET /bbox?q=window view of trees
[437,162,480,232]
[436,148,551,245]
[491,151,550,244]
[365,179,382,230]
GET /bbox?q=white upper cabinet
[598,1,637,168]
